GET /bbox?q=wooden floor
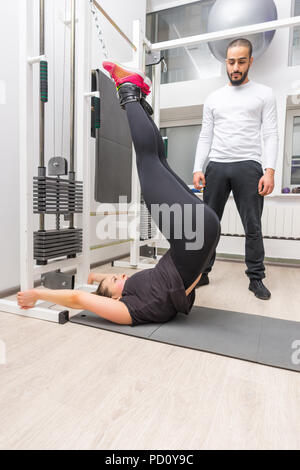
[0,259,300,450]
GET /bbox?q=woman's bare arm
[17,288,132,325]
[76,291,132,324]
[23,288,83,309]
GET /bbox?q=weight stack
[34,228,83,264]
[140,197,157,241]
[33,176,83,214]
[33,175,83,264]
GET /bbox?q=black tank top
[119,250,195,326]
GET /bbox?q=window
[160,125,201,186]
[283,100,300,190]
[291,116,300,185]
[289,0,300,66]
[146,0,219,84]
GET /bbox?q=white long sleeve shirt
[193,81,279,173]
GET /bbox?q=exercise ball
[207,0,278,62]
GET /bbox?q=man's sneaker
[249,279,271,300]
[102,60,151,95]
[195,273,209,288]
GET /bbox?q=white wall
[0,2,20,292]
[0,0,147,292]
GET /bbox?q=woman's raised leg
[124,100,220,287]
[103,61,221,288]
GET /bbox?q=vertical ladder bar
[19,0,35,289]
[129,19,144,267]
[75,0,92,286]
[39,0,45,231]
[69,0,76,229]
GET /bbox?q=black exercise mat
[70,306,300,372]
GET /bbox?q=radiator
[221,197,300,240]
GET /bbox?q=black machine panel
[93,69,132,204]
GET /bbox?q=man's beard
[227,66,250,86]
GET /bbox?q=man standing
[193,38,278,300]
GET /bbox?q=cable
[53,0,56,156]
[89,0,109,58]
[61,0,67,156]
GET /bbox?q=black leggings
[125,101,221,289]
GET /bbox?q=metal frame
[113,20,163,270]
[150,15,300,51]
[89,2,160,270]
[0,0,94,323]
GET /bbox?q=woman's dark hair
[226,38,253,59]
[92,278,112,298]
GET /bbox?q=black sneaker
[117,82,142,109]
[249,279,271,300]
[195,273,209,288]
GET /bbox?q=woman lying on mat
[17,60,220,326]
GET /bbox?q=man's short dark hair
[226,38,253,59]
